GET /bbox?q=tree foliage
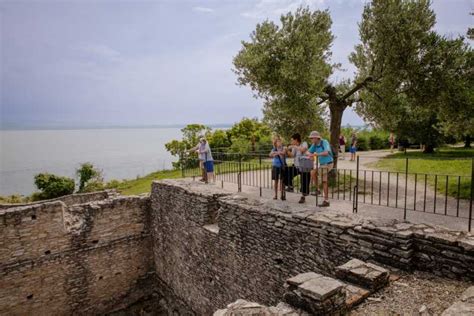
[76,162,103,192]
[233,7,333,140]
[234,0,473,156]
[34,173,75,200]
[351,0,473,151]
[165,118,273,169]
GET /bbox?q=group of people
[269,131,334,206]
[189,131,373,207]
[338,132,358,161]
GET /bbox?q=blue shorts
[204,161,214,172]
[350,146,357,154]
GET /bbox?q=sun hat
[308,131,321,139]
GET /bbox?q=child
[269,136,286,200]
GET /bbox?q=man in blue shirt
[308,131,334,207]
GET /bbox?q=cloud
[193,6,215,13]
[241,0,326,19]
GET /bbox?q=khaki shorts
[317,163,333,181]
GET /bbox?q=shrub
[34,173,75,200]
[105,179,122,189]
[0,194,24,204]
[369,135,386,150]
[356,137,369,151]
[82,180,106,193]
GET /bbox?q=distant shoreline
[1,123,369,131]
[0,124,234,131]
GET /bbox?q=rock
[335,259,390,291]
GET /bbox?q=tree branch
[341,76,373,101]
[316,95,329,105]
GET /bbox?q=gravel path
[350,269,471,315]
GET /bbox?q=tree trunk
[423,144,435,153]
[329,102,345,170]
[464,135,471,148]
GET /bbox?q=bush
[82,180,105,193]
[356,137,369,151]
[0,194,24,204]
[34,173,75,200]
[105,179,122,189]
[369,135,386,150]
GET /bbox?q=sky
[1,0,472,128]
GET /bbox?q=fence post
[259,154,262,197]
[469,157,473,232]
[404,158,408,220]
[315,155,319,207]
[353,155,359,213]
[180,152,185,178]
[238,153,242,192]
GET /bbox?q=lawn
[115,159,273,195]
[113,169,183,195]
[374,147,473,199]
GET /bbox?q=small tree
[165,124,211,169]
[76,163,103,192]
[34,173,75,200]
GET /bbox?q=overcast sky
[1,0,472,128]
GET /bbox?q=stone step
[284,272,347,315]
[335,258,390,291]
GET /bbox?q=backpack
[321,140,334,158]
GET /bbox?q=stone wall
[150,179,474,315]
[0,189,119,210]
[0,195,153,315]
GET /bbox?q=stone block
[343,284,370,309]
[335,259,390,291]
[284,272,346,315]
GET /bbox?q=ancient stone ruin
[1,179,473,315]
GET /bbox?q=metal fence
[181,152,474,232]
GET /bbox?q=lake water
[0,128,182,195]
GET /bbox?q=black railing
[181,152,474,232]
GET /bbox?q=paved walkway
[200,150,472,232]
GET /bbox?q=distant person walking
[308,131,333,207]
[270,136,286,200]
[350,132,358,161]
[389,132,395,153]
[286,133,311,204]
[339,134,346,160]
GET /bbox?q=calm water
[0,128,182,195]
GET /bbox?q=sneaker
[298,196,305,204]
[310,190,321,196]
[318,200,330,207]
[285,186,294,192]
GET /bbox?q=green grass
[113,169,183,195]
[374,147,473,199]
